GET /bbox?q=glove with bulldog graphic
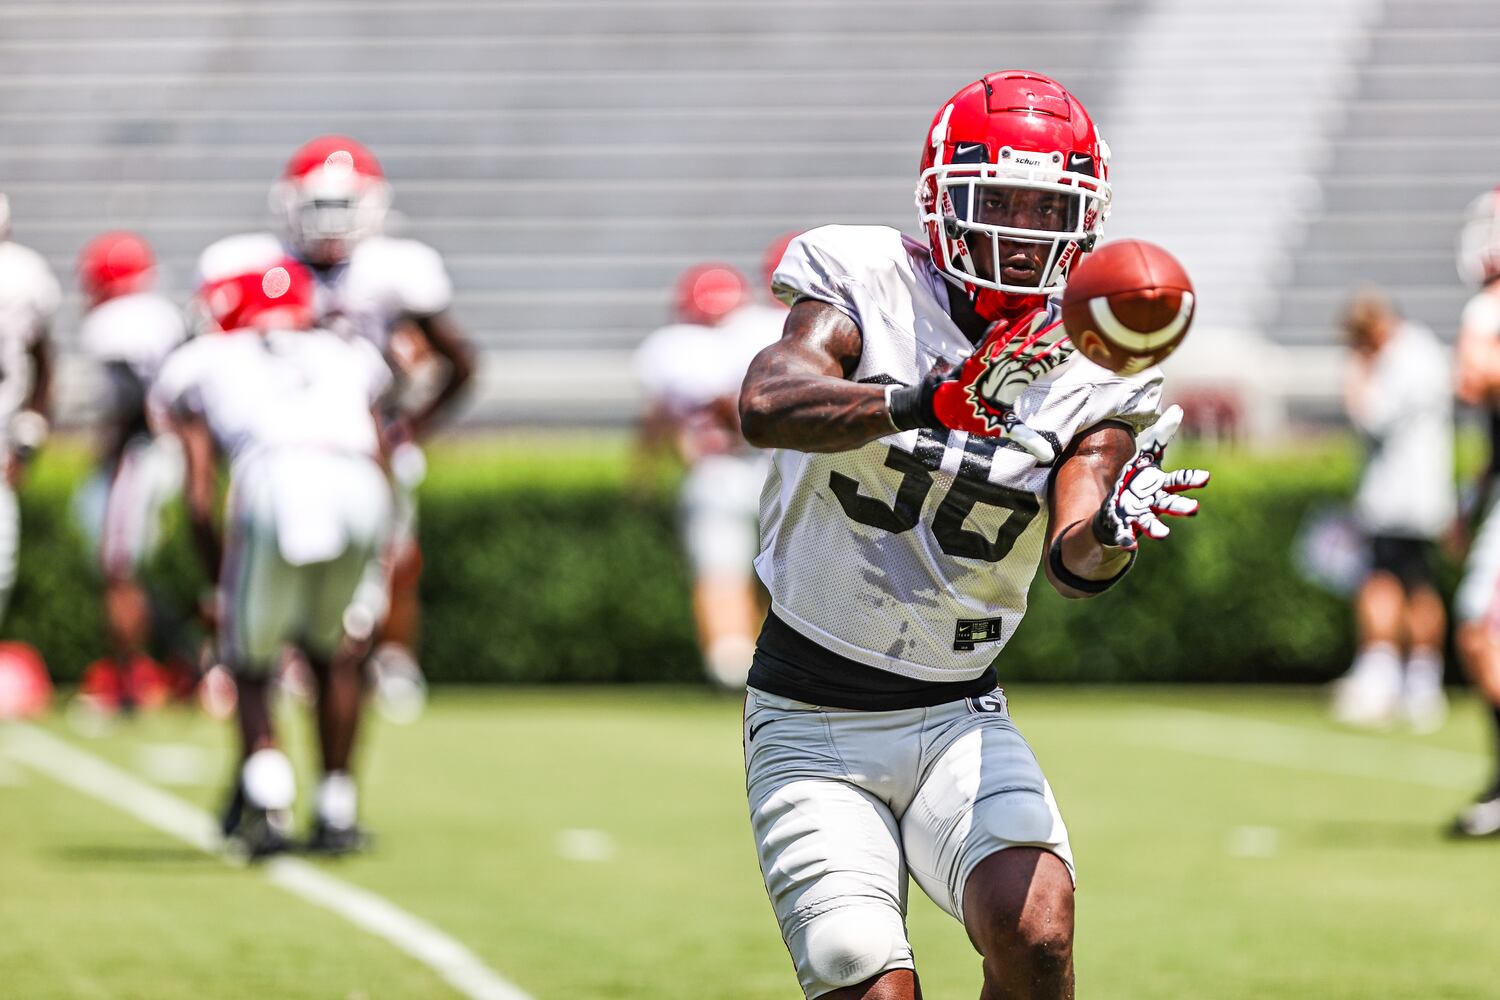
[887,309,1072,463]
[1092,404,1210,550]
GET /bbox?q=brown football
[1061,240,1195,374]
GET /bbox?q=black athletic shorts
[1369,534,1438,591]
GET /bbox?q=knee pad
[799,905,906,990]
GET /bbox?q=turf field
[3,686,1499,999]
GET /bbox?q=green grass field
[4,686,1500,999]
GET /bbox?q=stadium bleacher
[4,0,1496,430]
[0,0,1137,424]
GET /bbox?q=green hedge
[8,436,1394,685]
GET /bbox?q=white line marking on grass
[555,828,616,862]
[3,723,532,1000]
[1226,825,1280,858]
[1124,704,1486,791]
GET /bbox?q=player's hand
[1092,405,1210,550]
[888,310,1072,463]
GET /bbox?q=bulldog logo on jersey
[963,311,1074,433]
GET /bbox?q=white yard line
[1123,703,1487,791]
[3,722,532,1000]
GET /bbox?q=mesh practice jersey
[196,232,452,354]
[79,292,187,386]
[149,328,392,470]
[0,241,60,425]
[757,225,1162,681]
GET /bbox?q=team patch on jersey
[953,616,1007,651]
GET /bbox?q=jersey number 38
[830,427,1039,563]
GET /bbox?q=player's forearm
[739,376,893,453]
[1053,518,1133,581]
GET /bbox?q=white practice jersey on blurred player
[634,301,783,460]
[760,225,1162,680]
[1348,319,1454,539]
[196,232,452,355]
[79,291,187,386]
[0,241,60,427]
[150,329,392,565]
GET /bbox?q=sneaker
[368,643,427,725]
[1403,679,1449,735]
[1330,663,1401,729]
[305,820,372,857]
[225,806,293,860]
[1449,792,1500,839]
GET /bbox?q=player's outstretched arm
[1044,421,1139,599]
[739,299,892,453]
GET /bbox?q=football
[1061,240,1195,374]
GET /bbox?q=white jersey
[196,232,452,354]
[0,241,60,423]
[150,328,391,468]
[79,291,186,386]
[1349,320,1455,538]
[634,303,782,460]
[151,329,393,566]
[759,225,1162,681]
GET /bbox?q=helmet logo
[262,266,292,299]
[930,103,954,152]
[323,149,355,173]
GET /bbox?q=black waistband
[749,611,997,711]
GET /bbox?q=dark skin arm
[739,299,895,452]
[24,330,51,419]
[1044,421,1136,598]
[404,311,476,439]
[174,414,223,583]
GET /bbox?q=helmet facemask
[272,161,389,267]
[920,146,1110,301]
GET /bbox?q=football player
[73,232,190,712]
[634,262,780,688]
[1449,187,1500,836]
[1329,289,1453,732]
[151,258,394,857]
[737,72,1209,998]
[0,194,59,626]
[196,136,476,716]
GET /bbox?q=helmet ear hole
[944,220,965,241]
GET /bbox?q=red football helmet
[77,231,155,305]
[1458,186,1500,286]
[270,135,390,266]
[673,263,751,326]
[916,71,1111,321]
[198,257,317,333]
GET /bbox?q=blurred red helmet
[673,263,751,326]
[760,231,804,300]
[198,257,317,333]
[77,231,155,305]
[916,70,1111,321]
[0,641,51,720]
[271,135,390,266]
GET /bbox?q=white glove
[1093,405,1210,550]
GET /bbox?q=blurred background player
[0,193,58,625]
[1449,187,1500,836]
[71,231,192,714]
[1329,289,1453,731]
[633,260,782,688]
[151,258,395,857]
[196,135,475,717]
